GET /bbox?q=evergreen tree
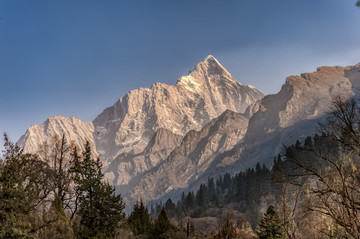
[71,142,125,238]
[207,177,217,204]
[256,205,285,239]
[128,199,152,235]
[216,175,224,193]
[164,199,176,218]
[235,172,246,202]
[185,192,195,210]
[196,184,208,207]
[223,173,232,189]
[38,194,74,239]
[0,134,52,238]
[156,207,171,233]
[151,207,176,238]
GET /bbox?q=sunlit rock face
[18,116,97,157]
[246,65,360,144]
[238,64,360,164]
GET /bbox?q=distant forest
[1,97,360,238]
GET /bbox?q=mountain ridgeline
[17,56,360,208]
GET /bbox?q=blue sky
[1,0,360,147]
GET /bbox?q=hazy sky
[1,0,360,147]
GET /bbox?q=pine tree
[185,192,195,210]
[128,199,152,235]
[196,184,208,207]
[156,207,172,233]
[164,199,176,218]
[256,205,285,239]
[151,207,177,238]
[71,142,125,238]
[38,194,74,239]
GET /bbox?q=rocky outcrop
[105,128,183,188]
[128,110,249,202]
[242,64,360,158]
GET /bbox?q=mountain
[18,116,97,157]
[235,64,360,168]
[17,55,264,206]
[124,63,360,205]
[17,55,360,209]
[128,109,249,203]
[92,55,263,165]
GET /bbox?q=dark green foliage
[171,162,273,219]
[38,194,74,239]
[151,207,178,238]
[185,192,195,210]
[256,205,285,239]
[195,183,208,208]
[71,142,125,238]
[0,134,52,238]
[155,207,172,234]
[164,198,176,218]
[128,199,152,235]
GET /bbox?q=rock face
[105,128,183,188]
[128,110,249,203]
[239,64,360,167]
[18,116,97,157]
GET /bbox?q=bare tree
[38,134,75,212]
[282,97,360,238]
